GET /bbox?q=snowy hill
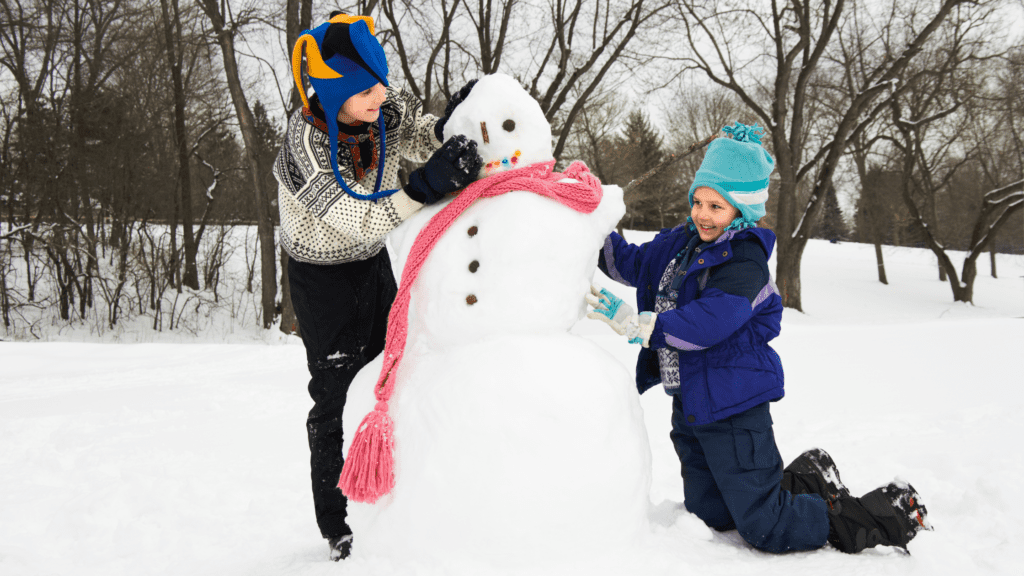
[1,236,1022,575]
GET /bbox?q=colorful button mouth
[484,150,522,173]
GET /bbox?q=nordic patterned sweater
[273,87,442,264]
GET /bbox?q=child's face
[337,83,387,124]
[691,186,740,242]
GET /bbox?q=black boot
[782,448,852,501]
[827,481,932,553]
[328,535,353,561]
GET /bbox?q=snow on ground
[2,237,1023,575]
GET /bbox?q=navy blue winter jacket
[598,225,785,425]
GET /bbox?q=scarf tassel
[337,400,396,503]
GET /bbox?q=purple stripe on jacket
[751,281,778,310]
[603,236,631,287]
[664,281,777,352]
[665,333,708,351]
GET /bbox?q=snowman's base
[343,333,652,566]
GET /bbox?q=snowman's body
[342,74,651,565]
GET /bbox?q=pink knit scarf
[338,160,604,503]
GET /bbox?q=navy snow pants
[287,249,397,539]
[670,399,830,553]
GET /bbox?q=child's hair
[688,122,774,231]
[291,14,393,199]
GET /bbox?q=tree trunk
[285,0,313,114]
[850,140,888,286]
[775,236,807,312]
[199,1,278,328]
[772,154,806,311]
[23,235,35,302]
[929,182,945,283]
[1,266,9,328]
[956,256,978,303]
[990,246,997,278]
[281,0,312,331]
[874,241,888,285]
[159,0,199,290]
[279,246,299,336]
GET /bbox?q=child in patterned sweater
[272,12,480,561]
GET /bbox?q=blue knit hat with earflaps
[688,122,774,231]
[292,14,392,199]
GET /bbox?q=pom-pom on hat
[688,122,774,230]
[291,14,393,199]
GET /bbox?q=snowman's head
[442,74,553,179]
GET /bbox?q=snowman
[341,74,651,567]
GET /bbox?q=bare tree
[0,0,65,304]
[884,7,1022,303]
[277,0,315,335]
[672,0,978,310]
[374,0,671,159]
[158,0,203,289]
[659,85,747,220]
[848,133,891,283]
[467,0,513,76]
[197,0,277,328]
[380,0,463,113]
[284,0,313,113]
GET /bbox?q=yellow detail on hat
[328,13,375,34]
[291,35,342,109]
[290,15,378,112]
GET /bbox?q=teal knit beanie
[688,122,774,230]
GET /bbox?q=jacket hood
[709,226,776,259]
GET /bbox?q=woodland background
[1,0,1022,338]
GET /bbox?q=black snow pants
[287,249,397,539]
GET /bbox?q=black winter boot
[328,535,353,561]
[827,481,932,553]
[782,448,852,501]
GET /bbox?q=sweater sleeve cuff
[390,189,425,221]
[403,180,427,204]
[647,316,667,349]
[432,115,445,146]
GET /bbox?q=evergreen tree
[854,169,914,247]
[609,110,684,230]
[814,185,849,241]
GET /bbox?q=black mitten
[433,79,479,142]
[405,135,482,204]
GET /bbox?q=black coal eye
[502,119,515,132]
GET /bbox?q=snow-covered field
[2,236,1023,576]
